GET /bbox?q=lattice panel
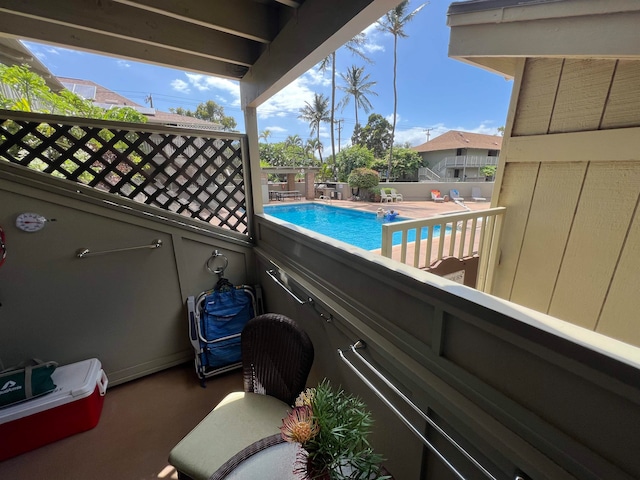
[0,117,249,234]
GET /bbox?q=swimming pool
[263,203,444,251]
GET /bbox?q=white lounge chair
[431,190,445,202]
[390,188,403,202]
[380,189,394,203]
[471,187,487,202]
[449,189,464,201]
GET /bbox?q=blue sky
[23,1,512,148]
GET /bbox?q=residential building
[413,130,502,181]
[57,76,223,130]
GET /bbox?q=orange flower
[280,406,319,444]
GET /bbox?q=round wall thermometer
[16,213,48,232]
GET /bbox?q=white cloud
[451,121,501,136]
[395,126,431,147]
[171,79,190,93]
[45,47,60,55]
[305,66,331,87]
[116,59,131,68]
[170,73,241,106]
[385,113,400,124]
[264,126,287,133]
[257,72,320,120]
[361,24,385,54]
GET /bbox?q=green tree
[284,134,303,149]
[338,65,377,128]
[347,167,380,200]
[259,129,272,143]
[377,1,426,182]
[0,64,147,122]
[354,113,392,159]
[298,93,330,162]
[335,144,375,182]
[388,146,423,181]
[169,99,237,131]
[318,33,371,168]
[481,165,497,180]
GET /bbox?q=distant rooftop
[413,130,502,153]
[56,76,224,130]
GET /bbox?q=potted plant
[280,380,389,480]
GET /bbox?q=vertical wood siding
[494,57,640,346]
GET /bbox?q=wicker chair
[169,313,314,480]
[242,313,315,406]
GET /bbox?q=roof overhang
[447,0,640,78]
[0,37,64,91]
[0,0,398,109]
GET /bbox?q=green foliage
[389,147,423,181]
[0,64,148,123]
[348,167,379,190]
[335,145,374,182]
[353,113,392,159]
[169,100,236,131]
[481,165,497,178]
[259,141,319,168]
[305,380,388,480]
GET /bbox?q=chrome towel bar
[76,239,163,258]
[265,267,333,322]
[339,340,498,480]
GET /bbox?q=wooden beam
[507,128,640,163]
[241,0,398,108]
[112,0,278,43]
[0,0,259,66]
[0,22,248,80]
[449,11,640,63]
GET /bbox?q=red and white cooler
[0,358,108,461]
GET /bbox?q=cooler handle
[98,369,108,396]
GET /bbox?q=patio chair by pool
[390,188,403,202]
[169,313,314,480]
[380,189,394,203]
[449,189,464,201]
[431,190,445,202]
[471,187,487,202]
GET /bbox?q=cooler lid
[0,358,104,424]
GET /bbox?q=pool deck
[266,197,493,268]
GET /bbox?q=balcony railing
[380,207,506,291]
[432,155,499,177]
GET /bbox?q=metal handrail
[339,340,498,480]
[76,239,162,258]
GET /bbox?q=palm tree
[338,65,377,128]
[259,129,272,143]
[305,138,323,164]
[284,134,303,148]
[377,0,426,181]
[298,93,330,162]
[318,33,371,166]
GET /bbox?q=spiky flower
[281,406,320,444]
[295,388,316,407]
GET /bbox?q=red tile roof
[413,130,502,152]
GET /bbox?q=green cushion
[169,392,290,480]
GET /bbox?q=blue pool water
[264,203,444,251]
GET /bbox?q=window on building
[488,149,499,157]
